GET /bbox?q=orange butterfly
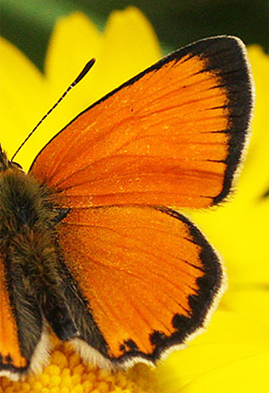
[0,36,253,380]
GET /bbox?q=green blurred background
[1,0,268,71]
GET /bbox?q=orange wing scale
[0,256,27,372]
[58,206,215,359]
[31,53,229,209]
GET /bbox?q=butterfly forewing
[30,36,252,209]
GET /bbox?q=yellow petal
[191,196,269,286]
[222,286,269,328]
[45,11,103,95]
[156,309,269,392]
[0,36,48,159]
[93,6,161,100]
[45,6,160,127]
[180,351,268,393]
[239,46,269,199]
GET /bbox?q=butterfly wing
[56,205,223,365]
[30,36,253,209]
[27,36,252,366]
[0,254,46,379]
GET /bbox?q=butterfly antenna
[11,58,96,162]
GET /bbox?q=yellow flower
[1,340,158,393]
[1,6,268,393]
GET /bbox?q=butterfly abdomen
[0,156,77,346]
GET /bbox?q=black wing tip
[190,36,254,205]
[173,36,253,206]
[215,76,253,203]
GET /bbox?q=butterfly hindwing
[0,253,44,379]
[56,205,223,365]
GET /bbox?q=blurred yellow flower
[0,6,268,393]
